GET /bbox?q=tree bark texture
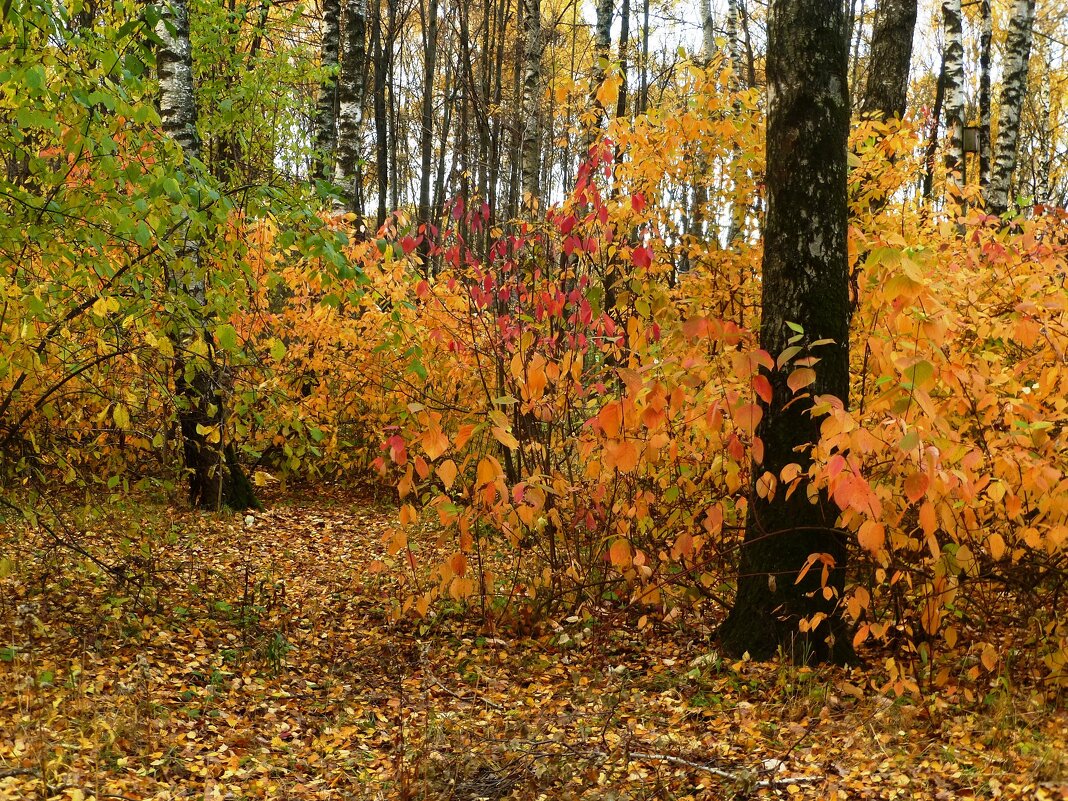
[978,0,992,188]
[520,0,542,202]
[156,0,257,511]
[942,0,964,188]
[334,0,368,216]
[984,0,1037,215]
[417,0,438,258]
[860,0,917,120]
[700,0,716,65]
[718,0,853,665]
[312,0,341,181]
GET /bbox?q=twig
[418,651,503,709]
[0,767,38,779]
[625,750,823,790]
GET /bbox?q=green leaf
[24,65,46,92]
[215,323,239,352]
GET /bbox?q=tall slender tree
[985,0,1038,215]
[311,0,341,181]
[519,0,542,203]
[335,0,368,216]
[718,0,853,664]
[942,0,965,189]
[156,0,256,510]
[978,0,993,188]
[417,0,439,261]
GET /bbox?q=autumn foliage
[2,57,1066,698]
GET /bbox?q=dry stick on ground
[418,649,503,709]
[623,751,822,790]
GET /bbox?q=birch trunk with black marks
[726,0,745,87]
[520,0,542,204]
[587,0,613,152]
[718,0,854,665]
[311,0,341,181]
[984,0,1037,216]
[942,0,964,189]
[156,0,257,511]
[700,0,716,66]
[978,0,992,188]
[860,0,917,120]
[335,0,368,216]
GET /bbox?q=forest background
[0,0,1067,797]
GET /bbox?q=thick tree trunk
[335,0,368,217]
[718,0,853,665]
[156,0,257,511]
[860,0,917,120]
[311,0,341,181]
[942,0,965,189]
[984,0,1037,216]
[978,0,992,188]
[519,0,542,204]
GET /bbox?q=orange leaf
[734,403,762,436]
[787,367,817,394]
[436,459,458,489]
[904,472,929,503]
[609,537,631,568]
[752,374,773,404]
[421,426,450,461]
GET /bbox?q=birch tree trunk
[519,0,542,203]
[984,0,1037,216]
[942,0,965,189]
[860,0,917,120]
[978,0,992,188]
[700,0,716,65]
[156,0,257,511]
[312,0,341,181]
[335,0,368,216]
[718,0,854,665]
[587,0,613,151]
[726,0,745,87]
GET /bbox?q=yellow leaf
[987,532,1006,561]
[858,520,885,554]
[492,426,519,449]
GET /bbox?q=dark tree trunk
[156,0,257,511]
[417,0,439,265]
[718,0,853,665]
[860,0,917,120]
[978,0,992,188]
[311,0,341,181]
[335,0,368,217]
[372,0,389,228]
[921,44,947,199]
[615,0,630,120]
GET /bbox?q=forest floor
[1,487,1066,801]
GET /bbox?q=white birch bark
[942,0,964,189]
[520,0,542,201]
[984,0,1037,215]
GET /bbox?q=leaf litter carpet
[1,489,1065,800]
